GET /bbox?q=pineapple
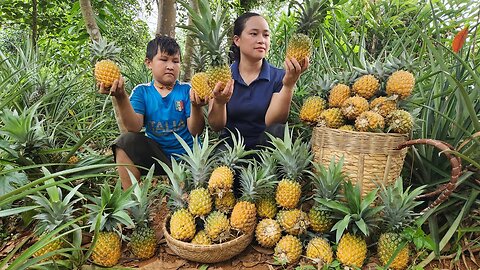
[378,178,425,269]
[129,167,159,259]
[355,111,385,132]
[231,161,275,233]
[305,237,333,265]
[386,109,414,134]
[29,181,82,261]
[276,209,309,236]
[299,96,326,123]
[341,95,369,120]
[338,124,355,131]
[267,125,312,209]
[318,108,345,129]
[370,96,397,117]
[328,83,351,108]
[386,70,415,99]
[318,181,383,268]
[85,180,136,267]
[256,197,278,219]
[191,230,212,245]
[191,72,212,100]
[274,235,302,265]
[214,191,236,213]
[205,211,231,243]
[255,218,282,248]
[178,0,231,89]
[352,74,379,100]
[159,159,197,242]
[90,37,121,88]
[286,33,313,67]
[309,157,346,233]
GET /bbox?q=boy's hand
[212,79,234,105]
[190,90,209,107]
[98,76,127,98]
[282,57,309,88]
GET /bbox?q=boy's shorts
[112,132,171,175]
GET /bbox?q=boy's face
[145,50,180,86]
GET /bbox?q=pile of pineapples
[300,63,416,134]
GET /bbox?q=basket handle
[396,139,463,213]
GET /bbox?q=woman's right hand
[98,76,127,98]
[211,79,234,105]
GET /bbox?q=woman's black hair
[228,12,262,63]
[146,35,181,61]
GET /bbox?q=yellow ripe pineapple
[341,95,369,120]
[91,38,121,88]
[178,0,231,89]
[300,96,326,123]
[86,181,136,267]
[274,235,303,265]
[286,33,313,67]
[337,233,367,267]
[386,109,414,134]
[308,208,333,233]
[318,108,345,129]
[67,155,79,164]
[352,74,379,100]
[386,70,415,99]
[306,237,333,264]
[170,209,196,241]
[214,191,236,213]
[205,211,231,243]
[188,187,212,217]
[277,209,309,236]
[328,83,351,108]
[191,230,212,245]
[256,197,278,219]
[255,219,282,248]
[370,96,397,117]
[338,125,355,131]
[355,111,385,132]
[191,72,212,100]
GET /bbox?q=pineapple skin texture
[277,209,309,236]
[207,65,232,89]
[170,209,196,241]
[274,235,303,264]
[353,74,379,99]
[208,166,234,196]
[386,70,415,99]
[336,233,367,267]
[355,111,385,132]
[191,230,212,245]
[329,84,351,108]
[300,96,326,123]
[91,231,121,267]
[205,211,231,242]
[387,110,413,134]
[308,208,333,233]
[341,95,369,120]
[95,60,120,88]
[370,97,397,117]
[231,201,257,233]
[33,237,64,261]
[214,191,236,213]
[275,179,301,209]
[306,237,333,264]
[338,124,355,131]
[255,219,282,248]
[378,232,410,270]
[188,188,212,216]
[286,33,312,65]
[256,197,278,219]
[130,226,157,259]
[319,108,345,129]
[191,72,212,100]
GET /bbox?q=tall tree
[155,0,176,37]
[181,0,199,81]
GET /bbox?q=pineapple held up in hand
[91,37,121,88]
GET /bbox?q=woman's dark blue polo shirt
[222,59,285,149]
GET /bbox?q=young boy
[98,35,207,189]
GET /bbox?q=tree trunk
[181,0,199,82]
[79,0,126,134]
[156,0,176,37]
[32,0,38,47]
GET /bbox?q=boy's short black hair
[146,35,181,60]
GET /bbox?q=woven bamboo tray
[162,215,254,263]
[311,126,409,196]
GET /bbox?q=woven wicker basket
[311,127,409,196]
[162,215,254,263]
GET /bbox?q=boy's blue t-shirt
[130,80,193,159]
[224,59,285,149]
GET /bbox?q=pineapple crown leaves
[310,156,347,203]
[379,177,426,233]
[85,180,136,232]
[174,131,218,189]
[129,165,162,226]
[353,59,387,80]
[177,0,229,67]
[384,53,416,74]
[266,124,312,181]
[216,129,257,170]
[157,158,189,212]
[257,150,278,180]
[310,74,337,96]
[90,37,122,62]
[333,70,359,86]
[238,161,276,203]
[291,0,329,35]
[318,181,384,243]
[28,180,83,235]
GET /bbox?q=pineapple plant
[255,218,282,248]
[129,166,160,259]
[299,96,326,123]
[386,109,414,134]
[328,83,351,108]
[29,181,83,261]
[191,72,212,100]
[231,161,275,234]
[318,181,383,267]
[255,151,278,219]
[377,178,425,269]
[178,0,231,89]
[318,108,346,129]
[309,157,347,233]
[305,237,333,265]
[355,111,385,132]
[205,211,231,243]
[386,70,415,99]
[85,180,136,267]
[267,125,312,209]
[341,95,369,120]
[90,37,121,88]
[274,235,303,265]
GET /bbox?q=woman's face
[234,16,270,61]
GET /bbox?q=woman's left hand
[190,90,209,107]
[282,57,309,88]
